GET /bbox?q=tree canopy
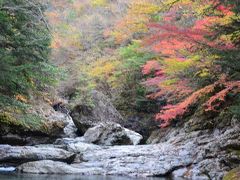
[0,0,58,107]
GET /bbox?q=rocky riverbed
[0,117,239,179]
[1,91,240,180]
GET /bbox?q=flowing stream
[0,173,169,180]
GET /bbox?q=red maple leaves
[156,81,240,128]
[141,0,238,128]
[142,60,162,75]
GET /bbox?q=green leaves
[119,41,155,71]
[0,0,59,105]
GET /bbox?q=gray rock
[17,143,195,176]
[70,90,123,134]
[63,117,78,138]
[16,124,240,179]
[83,122,142,145]
[0,112,65,146]
[54,137,101,153]
[54,137,86,146]
[48,112,78,138]
[124,128,143,145]
[0,145,75,165]
[1,111,78,146]
[171,167,189,178]
[146,128,177,144]
[17,160,83,174]
[0,134,28,146]
[67,142,102,153]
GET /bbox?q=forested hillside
[0,0,240,179]
[45,0,240,127]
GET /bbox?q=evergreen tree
[0,0,57,104]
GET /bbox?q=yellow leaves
[160,0,211,17]
[51,35,61,49]
[109,0,160,43]
[161,78,178,87]
[160,0,190,11]
[196,68,210,78]
[45,2,84,51]
[164,58,193,75]
[219,34,232,42]
[89,59,121,78]
[111,31,129,44]
[67,33,82,48]
[161,0,181,7]
[190,55,201,62]
[86,57,122,88]
[91,0,107,7]
[50,24,82,49]
[0,112,19,125]
[15,94,28,103]
[111,14,149,43]
[194,4,212,16]
[218,14,234,26]
[129,1,160,15]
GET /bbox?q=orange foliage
[204,81,240,112]
[107,0,160,43]
[156,81,240,128]
[147,79,193,101]
[145,0,236,56]
[140,0,238,128]
[142,60,161,75]
[146,23,210,56]
[15,94,28,103]
[156,83,215,127]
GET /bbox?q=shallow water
[0,173,169,180]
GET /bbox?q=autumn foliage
[51,0,240,129]
[101,0,240,128]
[104,0,161,43]
[138,0,240,127]
[156,80,240,127]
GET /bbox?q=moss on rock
[0,111,64,137]
[223,167,240,180]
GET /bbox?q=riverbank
[1,115,240,179]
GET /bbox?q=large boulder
[48,112,78,138]
[123,114,159,143]
[0,107,78,145]
[83,122,143,146]
[70,90,124,134]
[146,128,178,144]
[0,112,65,145]
[17,160,83,174]
[54,137,102,153]
[0,145,75,165]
